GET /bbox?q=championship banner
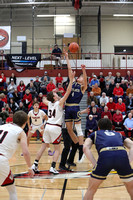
[0,26,11,50]
[6,54,41,72]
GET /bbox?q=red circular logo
[0,29,9,48]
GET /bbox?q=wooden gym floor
[0,140,132,200]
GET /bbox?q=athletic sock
[34,159,39,167]
[51,161,56,168]
[79,145,83,160]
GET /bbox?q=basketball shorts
[30,123,44,133]
[43,124,62,144]
[91,150,133,182]
[0,155,14,186]
[65,105,81,122]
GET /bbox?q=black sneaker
[66,161,76,167]
[59,165,71,171]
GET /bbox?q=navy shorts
[65,105,81,122]
[91,150,133,180]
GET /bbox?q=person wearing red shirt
[6,112,13,124]
[55,73,63,87]
[112,109,123,130]
[46,79,56,92]
[113,83,124,103]
[17,80,25,99]
[57,83,65,96]
[0,72,6,90]
[101,106,112,121]
[1,93,7,104]
[107,97,116,115]
[22,89,32,110]
[115,98,126,115]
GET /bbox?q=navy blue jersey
[89,130,126,154]
[66,82,83,104]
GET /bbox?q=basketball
[69,42,79,53]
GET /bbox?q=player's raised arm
[42,96,50,106]
[81,64,87,93]
[59,70,75,108]
[64,49,72,79]
[20,131,34,177]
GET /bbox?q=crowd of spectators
[1,70,133,139]
[84,70,133,138]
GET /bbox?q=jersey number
[0,130,8,143]
[48,109,56,118]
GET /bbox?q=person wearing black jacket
[102,83,112,97]
[125,93,133,111]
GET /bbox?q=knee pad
[75,124,83,137]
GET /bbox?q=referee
[83,118,133,200]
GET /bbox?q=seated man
[83,118,133,200]
[112,109,123,131]
[123,112,133,138]
[116,98,126,115]
[85,115,97,138]
[101,106,112,121]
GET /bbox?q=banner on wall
[0,26,11,50]
[6,54,41,72]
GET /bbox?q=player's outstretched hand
[81,64,86,70]
[63,49,68,58]
[28,169,35,177]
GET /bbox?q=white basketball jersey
[28,109,46,126]
[0,124,23,159]
[47,101,63,126]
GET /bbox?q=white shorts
[43,124,62,144]
[0,155,14,186]
[30,124,44,133]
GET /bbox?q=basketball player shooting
[32,68,75,174]
[64,50,87,162]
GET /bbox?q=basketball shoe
[49,167,59,175]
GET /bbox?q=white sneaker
[78,154,85,163]
[32,164,39,172]
[49,167,59,175]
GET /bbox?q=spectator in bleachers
[6,112,13,124]
[112,109,123,131]
[90,106,100,122]
[113,83,124,103]
[52,44,62,69]
[41,71,50,82]
[99,92,109,105]
[9,73,16,85]
[55,73,63,87]
[1,93,7,104]
[17,80,25,99]
[0,72,6,91]
[102,83,112,97]
[22,89,32,109]
[123,112,133,138]
[88,101,98,113]
[101,106,112,121]
[114,72,122,84]
[115,98,126,115]
[107,97,116,115]
[97,71,105,90]
[0,107,9,124]
[109,79,116,94]
[13,89,20,104]
[92,83,101,101]
[4,103,11,114]
[57,83,65,96]
[0,94,5,112]
[126,82,133,96]
[7,80,17,100]
[120,79,128,99]
[98,102,105,115]
[125,70,133,83]
[85,115,97,138]
[27,80,37,98]
[46,79,56,92]
[88,72,94,84]
[90,75,99,88]
[125,93,133,111]
[17,101,27,113]
[34,76,40,94]
[87,91,98,106]
[40,76,49,95]
[9,98,19,113]
[38,92,43,103]
[105,72,114,85]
